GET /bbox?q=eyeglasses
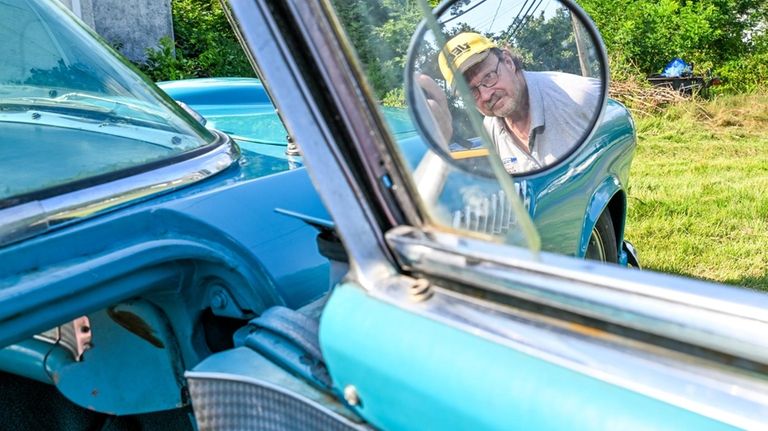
[469,56,502,99]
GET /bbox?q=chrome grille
[451,183,530,235]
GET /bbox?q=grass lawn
[625,93,768,291]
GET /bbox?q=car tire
[585,210,618,263]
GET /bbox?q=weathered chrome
[451,189,519,235]
[408,278,432,303]
[386,225,768,365]
[370,271,768,429]
[0,132,237,247]
[34,316,92,361]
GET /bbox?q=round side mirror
[405,0,609,177]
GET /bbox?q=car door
[226,0,768,429]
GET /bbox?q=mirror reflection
[408,0,605,175]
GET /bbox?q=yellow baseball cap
[438,32,497,88]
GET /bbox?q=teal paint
[321,283,737,431]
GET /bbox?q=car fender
[578,175,624,258]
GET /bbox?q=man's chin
[487,99,513,117]
[491,107,513,118]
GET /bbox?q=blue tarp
[661,57,693,78]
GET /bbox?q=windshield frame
[0,131,239,247]
[0,0,222,205]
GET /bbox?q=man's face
[464,52,527,118]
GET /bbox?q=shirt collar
[491,71,545,140]
[523,71,546,133]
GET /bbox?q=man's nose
[476,85,495,104]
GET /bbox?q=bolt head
[211,292,228,309]
[343,385,360,406]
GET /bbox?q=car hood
[158,77,417,146]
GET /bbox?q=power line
[440,0,491,25]
[487,0,504,32]
[507,0,544,38]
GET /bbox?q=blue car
[1,0,766,429]
[159,76,639,265]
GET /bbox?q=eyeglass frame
[469,54,504,99]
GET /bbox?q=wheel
[585,210,618,263]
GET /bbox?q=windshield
[0,0,217,203]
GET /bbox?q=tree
[142,0,254,81]
[501,8,580,73]
[576,0,768,90]
[331,0,440,101]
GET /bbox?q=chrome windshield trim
[386,226,768,365]
[0,131,238,247]
[369,275,768,429]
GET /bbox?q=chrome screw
[344,385,360,406]
[408,278,433,302]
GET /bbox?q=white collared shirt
[484,71,600,174]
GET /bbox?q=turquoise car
[159,76,639,265]
[1,0,766,429]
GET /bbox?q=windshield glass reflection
[0,0,215,202]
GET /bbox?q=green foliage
[332,0,440,103]
[142,0,768,95]
[141,0,254,81]
[502,8,581,73]
[143,37,193,81]
[717,51,768,93]
[577,0,768,93]
[381,87,407,108]
[578,0,719,73]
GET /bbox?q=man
[423,32,600,174]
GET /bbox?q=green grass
[625,93,768,291]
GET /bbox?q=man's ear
[502,53,516,71]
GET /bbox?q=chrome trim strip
[386,226,768,365]
[369,275,768,429]
[0,132,238,247]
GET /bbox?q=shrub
[141,0,254,82]
[579,0,768,94]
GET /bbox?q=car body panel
[0,156,331,414]
[159,77,636,259]
[221,0,768,428]
[320,282,738,431]
[0,165,330,341]
[522,99,636,256]
[2,0,765,428]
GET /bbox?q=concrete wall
[57,0,96,28]
[58,0,174,63]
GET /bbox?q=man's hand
[417,74,453,147]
